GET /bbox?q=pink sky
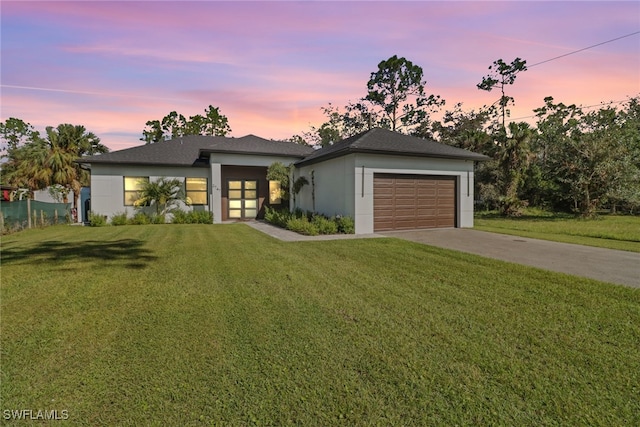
[1,1,639,151]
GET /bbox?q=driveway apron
[380,228,640,288]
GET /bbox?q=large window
[186,177,208,205]
[124,176,149,206]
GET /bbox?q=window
[269,180,282,204]
[186,177,208,205]
[124,176,149,206]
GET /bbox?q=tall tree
[477,58,527,128]
[535,97,638,216]
[36,124,108,216]
[1,118,43,188]
[365,55,444,132]
[304,102,384,147]
[141,105,231,143]
[0,117,40,153]
[499,122,534,216]
[431,103,493,152]
[285,134,310,146]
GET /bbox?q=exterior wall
[209,153,300,167]
[33,188,60,203]
[90,164,210,220]
[295,153,476,234]
[294,155,356,218]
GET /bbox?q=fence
[0,199,71,232]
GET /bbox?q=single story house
[78,128,488,234]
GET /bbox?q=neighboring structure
[78,129,488,234]
[33,187,91,223]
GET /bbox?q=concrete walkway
[381,228,640,288]
[246,221,639,288]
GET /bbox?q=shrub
[171,210,188,224]
[264,206,292,228]
[110,211,129,226]
[188,210,213,224]
[265,207,355,235]
[335,216,355,234]
[171,209,213,224]
[129,212,151,225]
[312,215,338,235]
[286,216,319,236]
[151,214,166,224]
[88,212,108,227]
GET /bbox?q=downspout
[311,170,315,212]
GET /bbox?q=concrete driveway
[380,228,640,288]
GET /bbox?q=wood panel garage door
[374,174,456,231]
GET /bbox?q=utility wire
[527,31,640,68]
[510,99,631,121]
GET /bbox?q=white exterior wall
[90,164,210,220]
[294,155,356,218]
[295,153,476,234]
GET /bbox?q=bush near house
[110,211,129,226]
[264,206,355,235]
[88,212,108,227]
[171,210,213,224]
[96,210,214,226]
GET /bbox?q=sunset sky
[1,1,639,151]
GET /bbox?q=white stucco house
[78,128,488,234]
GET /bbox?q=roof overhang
[295,147,490,167]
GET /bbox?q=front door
[228,180,258,219]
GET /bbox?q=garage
[374,174,456,231]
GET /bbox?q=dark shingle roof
[295,128,490,166]
[78,135,314,167]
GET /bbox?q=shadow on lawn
[1,239,158,270]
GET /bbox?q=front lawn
[2,225,639,425]
[475,211,640,252]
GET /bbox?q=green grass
[2,225,639,425]
[475,210,640,252]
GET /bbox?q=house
[78,128,488,234]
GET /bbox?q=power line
[509,98,632,122]
[527,31,640,68]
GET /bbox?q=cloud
[2,1,639,150]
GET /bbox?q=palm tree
[34,124,108,219]
[135,178,184,216]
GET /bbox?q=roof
[78,129,488,169]
[78,134,314,167]
[295,128,490,166]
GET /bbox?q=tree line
[2,55,638,217]
[292,56,640,217]
[0,120,108,213]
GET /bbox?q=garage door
[374,174,456,231]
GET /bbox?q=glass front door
[228,180,258,219]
